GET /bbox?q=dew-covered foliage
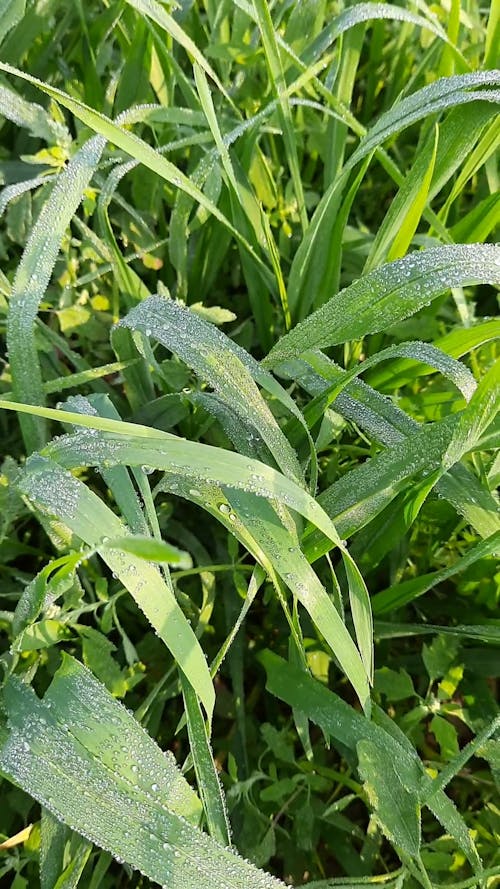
[0,2,499,888]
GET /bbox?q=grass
[0,1,499,887]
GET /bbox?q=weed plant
[0,1,499,888]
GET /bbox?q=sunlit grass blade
[6,135,105,452]
[287,73,500,317]
[17,454,215,718]
[366,124,439,269]
[302,2,450,66]
[266,244,500,365]
[252,0,307,231]
[124,0,234,106]
[444,359,500,468]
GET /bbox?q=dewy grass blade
[60,393,149,536]
[300,341,476,435]
[0,62,272,285]
[302,2,451,66]
[266,244,500,365]
[279,354,500,540]
[0,663,287,888]
[16,454,215,718]
[443,359,500,468]
[113,296,304,485]
[180,674,232,848]
[6,135,105,453]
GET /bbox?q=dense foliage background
[0,1,499,888]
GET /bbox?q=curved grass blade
[278,354,500,540]
[266,244,500,365]
[300,341,476,435]
[6,135,105,452]
[180,674,232,847]
[113,296,318,489]
[61,394,149,536]
[155,472,370,712]
[444,359,500,468]
[0,660,287,887]
[113,296,304,485]
[302,2,450,66]
[366,318,500,392]
[17,454,215,718]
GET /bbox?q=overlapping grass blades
[0,657,287,889]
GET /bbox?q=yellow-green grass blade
[287,73,500,317]
[252,0,307,232]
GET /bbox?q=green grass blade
[252,0,307,231]
[0,661,286,887]
[17,454,215,718]
[0,0,25,43]
[372,531,500,615]
[302,3,450,65]
[287,73,500,317]
[444,359,500,468]
[180,674,232,847]
[113,296,304,484]
[367,124,439,269]
[266,244,500,365]
[260,651,481,868]
[6,135,105,452]
[124,0,234,106]
[225,488,371,713]
[61,394,149,536]
[366,318,500,392]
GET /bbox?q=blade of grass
[266,244,500,365]
[6,135,105,452]
[252,0,307,232]
[180,674,232,847]
[0,661,287,887]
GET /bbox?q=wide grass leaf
[266,244,500,364]
[0,659,287,888]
